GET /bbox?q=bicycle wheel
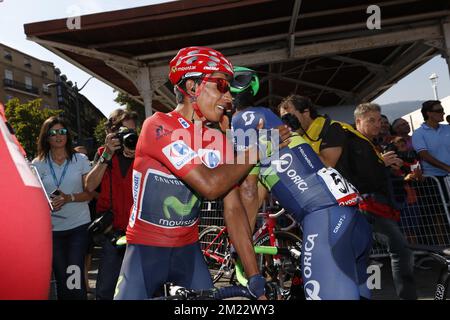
[199,226,232,284]
[254,230,303,298]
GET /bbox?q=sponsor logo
[297,146,314,169]
[242,111,256,126]
[333,215,346,234]
[162,140,197,170]
[203,66,219,71]
[198,149,221,168]
[304,280,321,300]
[129,170,142,228]
[155,125,172,139]
[159,217,197,227]
[436,284,446,300]
[272,153,308,192]
[172,65,196,73]
[178,117,190,128]
[303,233,321,300]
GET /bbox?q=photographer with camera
[85,108,138,300]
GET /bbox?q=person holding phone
[32,116,93,300]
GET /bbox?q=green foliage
[5,98,61,159]
[94,118,107,146]
[114,91,145,125]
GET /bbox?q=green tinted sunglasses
[48,128,68,137]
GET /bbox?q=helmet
[230,66,260,96]
[169,46,234,85]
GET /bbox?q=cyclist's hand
[247,274,266,300]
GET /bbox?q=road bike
[199,206,303,298]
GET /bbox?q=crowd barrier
[371,175,450,257]
[199,175,450,258]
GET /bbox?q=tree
[114,91,145,125]
[94,118,107,146]
[5,98,61,159]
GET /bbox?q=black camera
[281,113,301,131]
[116,126,138,150]
[88,211,113,236]
[384,143,398,153]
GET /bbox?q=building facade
[0,43,58,108]
[54,69,105,153]
[1,43,105,155]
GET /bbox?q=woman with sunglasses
[32,116,93,299]
[114,47,290,300]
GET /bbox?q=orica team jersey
[127,111,234,247]
[232,107,359,222]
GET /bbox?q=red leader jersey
[127,111,234,247]
[0,103,52,299]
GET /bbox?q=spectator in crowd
[411,100,450,244]
[32,116,93,300]
[279,98,417,299]
[391,118,413,151]
[388,136,423,245]
[374,114,394,152]
[412,100,450,183]
[353,103,417,300]
[85,109,138,300]
[446,114,450,125]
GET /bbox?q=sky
[0,0,449,117]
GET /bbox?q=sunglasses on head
[48,128,68,137]
[202,77,230,94]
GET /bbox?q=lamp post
[429,73,439,100]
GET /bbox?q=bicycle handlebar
[268,208,285,218]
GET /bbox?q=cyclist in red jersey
[114,47,290,300]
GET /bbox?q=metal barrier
[199,175,450,258]
[199,200,223,232]
[370,175,450,257]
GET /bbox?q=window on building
[41,65,48,77]
[25,76,32,89]
[42,83,49,93]
[24,57,32,68]
[4,50,12,61]
[4,69,13,81]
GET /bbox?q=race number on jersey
[317,167,359,206]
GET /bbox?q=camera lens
[117,127,138,150]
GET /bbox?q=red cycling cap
[169,46,234,85]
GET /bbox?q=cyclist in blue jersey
[230,67,373,300]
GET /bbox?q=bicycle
[152,281,280,300]
[199,206,303,297]
[408,244,450,300]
